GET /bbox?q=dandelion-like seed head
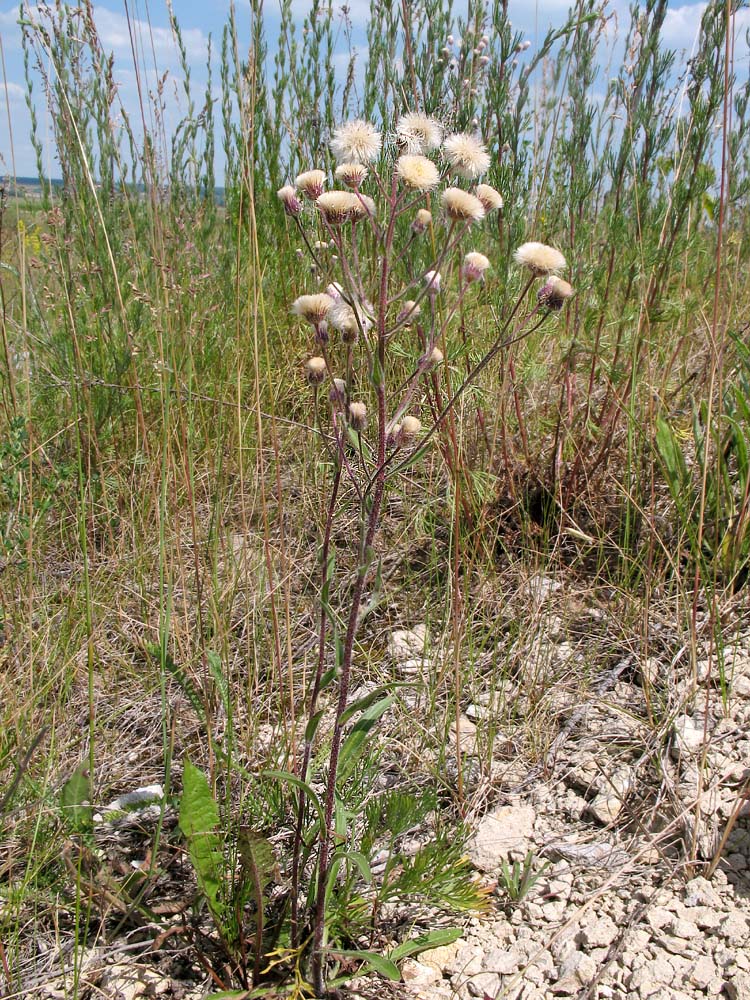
[538,276,574,310]
[316,191,361,225]
[326,281,344,301]
[397,300,421,325]
[277,185,302,216]
[424,270,442,294]
[396,154,440,193]
[401,415,422,440]
[443,133,491,180]
[330,119,382,164]
[305,356,327,385]
[349,193,376,222]
[514,241,567,276]
[475,183,503,213]
[291,293,334,326]
[463,251,491,283]
[335,162,368,188]
[425,346,444,367]
[329,299,373,343]
[330,378,346,406]
[412,208,433,234]
[441,187,486,223]
[387,423,402,449]
[295,169,326,199]
[348,401,367,431]
[395,112,444,154]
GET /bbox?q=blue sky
[0,0,746,179]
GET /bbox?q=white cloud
[2,81,26,103]
[663,3,750,54]
[94,8,209,61]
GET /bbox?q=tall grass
[1,0,749,993]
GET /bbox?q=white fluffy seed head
[277,185,302,216]
[397,300,421,325]
[348,401,367,430]
[401,415,422,439]
[514,241,567,276]
[291,293,334,324]
[538,276,574,309]
[396,154,440,192]
[316,191,361,224]
[330,119,382,164]
[334,162,368,188]
[441,187,486,223]
[463,251,491,282]
[475,183,503,213]
[412,208,433,234]
[305,356,327,384]
[427,346,444,366]
[424,270,442,293]
[329,300,373,342]
[295,169,326,199]
[395,112,444,154]
[443,133,491,180]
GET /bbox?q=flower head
[397,300,421,325]
[412,208,433,234]
[349,193,376,222]
[291,293,334,326]
[295,169,326,199]
[441,187,486,223]
[443,133,491,180]
[463,251,491,283]
[538,276,574,310]
[330,378,346,405]
[277,185,302,216]
[424,270,441,294]
[326,281,344,301]
[305,356,327,385]
[335,162,368,188]
[401,415,422,440]
[348,401,367,431]
[475,183,503,213]
[329,299,373,343]
[316,191,361,225]
[396,112,444,154]
[330,119,382,164]
[514,242,567,276]
[396,154,440,192]
[424,346,443,368]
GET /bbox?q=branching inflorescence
[277,111,573,993]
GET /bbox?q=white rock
[402,959,441,993]
[482,947,521,975]
[719,912,750,945]
[690,955,719,989]
[589,766,635,825]
[726,971,750,999]
[527,573,563,605]
[673,714,707,755]
[420,939,464,974]
[450,715,478,754]
[467,971,501,997]
[387,625,429,663]
[578,912,619,949]
[467,805,536,871]
[683,876,723,908]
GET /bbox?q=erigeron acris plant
[278,112,572,994]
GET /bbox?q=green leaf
[262,769,325,825]
[60,764,92,833]
[389,927,463,962]
[337,694,396,782]
[330,949,401,981]
[179,758,225,920]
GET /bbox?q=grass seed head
[443,133,491,179]
[295,169,326,199]
[396,154,440,192]
[441,187,486,223]
[514,241,567,276]
[396,112,444,154]
[330,119,382,164]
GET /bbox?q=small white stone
[673,714,707,755]
[467,805,536,871]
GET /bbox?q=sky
[0,0,746,180]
